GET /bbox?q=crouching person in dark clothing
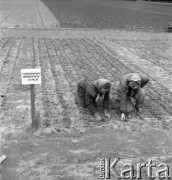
[77,77,111,121]
[116,73,149,121]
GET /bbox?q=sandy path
[0,0,60,29]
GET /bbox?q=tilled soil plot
[1,0,172,179]
[1,35,172,180]
[2,37,170,130]
[42,0,172,31]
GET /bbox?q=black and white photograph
[0,0,172,179]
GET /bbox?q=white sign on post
[21,69,41,85]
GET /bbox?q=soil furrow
[0,39,22,95]
[0,39,22,127]
[59,38,95,82]
[0,38,10,52]
[0,38,15,73]
[53,39,81,91]
[81,38,128,83]
[132,40,171,57]
[52,39,94,129]
[81,39,117,82]
[3,38,32,128]
[61,39,88,81]
[45,38,82,129]
[5,39,22,93]
[65,38,100,82]
[38,39,64,128]
[115,40,172,75]
[73,39,113,81]
[32,37,37,68]
[0,38,6,45]
[8,38,34,92]
[33,38,43,68]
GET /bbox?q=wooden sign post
[30,84,35,129]
[21,69,41,129]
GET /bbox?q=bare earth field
[42,0,172,31]
[1,0,172,179]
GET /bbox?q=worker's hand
[104,110,111,119]
[130,97,136,106]
[95,113,102,121]
[136,107,143,114]
[121,113,126,121]
[96,93,105,103]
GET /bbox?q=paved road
[42,0,172,31]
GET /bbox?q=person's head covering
[129,74,141,87]
[94,79,111,92]
[84,77,97,97]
